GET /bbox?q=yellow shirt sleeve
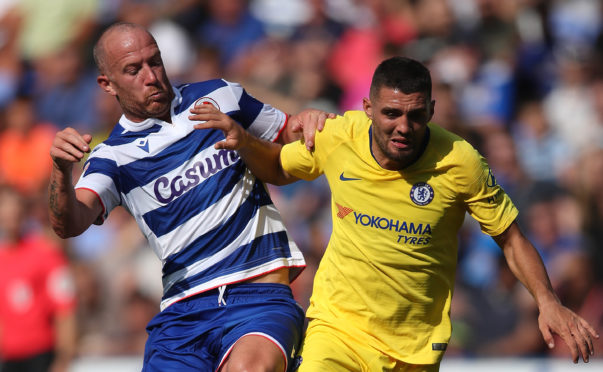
[458,143,519,236]
[281,112,362,181]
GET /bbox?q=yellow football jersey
[281,111,518,365]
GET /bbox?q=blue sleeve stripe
[160,179,274,275]
[83,157,120,189]
[174,80,228,115]
[120,129,225,194]
[104,124,163,146]
[143,160,246,236]
[230,89,263,129]
[162,230,291,299]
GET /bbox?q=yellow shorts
[298,319,440,372]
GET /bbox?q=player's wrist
[534,290,561,309]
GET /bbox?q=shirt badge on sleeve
[487,168,497,187]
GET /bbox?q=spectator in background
[452,254,544,358]
[187,44,223,82]
[197,0,267,70]
[0,95,57,195]
[478,128,529,205]
[405,0,457,62]
[0,0,22,109]
[32,44,100,133]
[15,0,100,129]
[0,185,77,372]
[511,99,568,183]
[568,147,603,282]
[523,186,585,285]
[231,27,341,116]
[543,45,603,164]
[15,0,98,64]
[550,252,603,359]
[8,0,100,135]
[288,0,345,41]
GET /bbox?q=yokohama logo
[336,203,354,218]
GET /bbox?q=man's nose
[395,115,411,134]
[142,65,158,84]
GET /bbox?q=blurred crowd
[0,0,602,367]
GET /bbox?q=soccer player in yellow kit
[191,56,599,371]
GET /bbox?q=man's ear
[97,75,116,96]
[363,97,373,120]
[428,99,436,121]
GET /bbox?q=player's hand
[538,301,599,363]
[50,127,92,170]
[289,109,335,150]
[189,104,249,150]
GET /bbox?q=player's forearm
[275,114,300,145]
[496,223,559,307]
[239,133,297,186]
[507,245,559,307]
[48,164,93,238]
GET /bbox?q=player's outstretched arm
[189,104,299,186]
[48,127,103,238]
[493,221,599,363]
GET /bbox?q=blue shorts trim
[142,283,304,372]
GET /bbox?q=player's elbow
[50,218,86,239]
[51,223,74,239]
[260,164,297,186]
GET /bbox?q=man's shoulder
[178,79,229,94]
[341,110,370,125]
[100,123,161,147]
[177,79,246,113]
[426,124,487,185]
[428,123,478,157]
[322,110,370,139]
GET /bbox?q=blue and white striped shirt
[76,79,305,310]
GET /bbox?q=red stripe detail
[75,187,106,223]
[273,113,290,143]
[216,333,287,372]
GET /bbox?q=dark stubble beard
[373,130,416,169]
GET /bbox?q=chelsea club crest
[410,182,434,206]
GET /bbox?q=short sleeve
[224,81,287,141]
[74,144,121,222]
[281,140,322,181]
[461,148,519,236]
[280,114,352,181]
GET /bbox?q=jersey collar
[117,86,181,132]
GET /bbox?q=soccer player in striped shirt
[48,22,329,372]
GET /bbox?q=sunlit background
[0,0,601,371]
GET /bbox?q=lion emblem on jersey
[410,182,434,206]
